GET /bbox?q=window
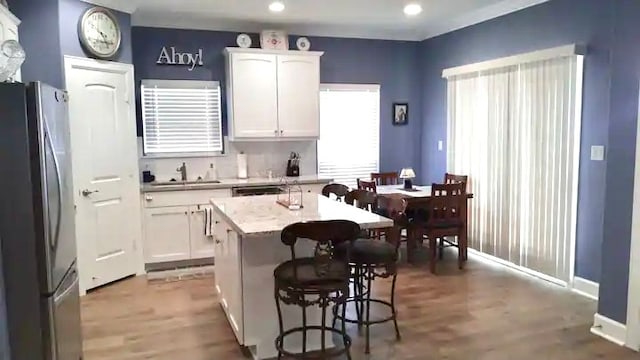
[317,84,380,188]
[141,80,223,156]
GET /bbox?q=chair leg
[439,238,445,260]
[342,292,352,360]
[274,286,284,360]
[364,266,373,354]
[391,272,401,340]
[429,236,437,274]
[458,236,465,270]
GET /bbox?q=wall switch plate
[438,140,443,151]
[591,145,605,161]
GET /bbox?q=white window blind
[318,84,380,188]
[141,79,223,156]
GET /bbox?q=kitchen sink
[150,179,222,186]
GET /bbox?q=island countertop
[210,194,393,237]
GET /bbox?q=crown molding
[80,0,137,14]
[127,0,549,41]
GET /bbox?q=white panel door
[144,206,191,263]
[64,57,141,292]
[229,53,279,138]
[276,55,320,138]
[189,206,215,259]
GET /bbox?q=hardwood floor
[81,255,637,360]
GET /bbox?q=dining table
[374,184,474,263]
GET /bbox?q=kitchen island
[210,194,393,360]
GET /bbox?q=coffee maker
[286,152,300,177]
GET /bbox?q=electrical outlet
[438,140,443,151]
[591,145,605,161]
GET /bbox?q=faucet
[177,162,187,181]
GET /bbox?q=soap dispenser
[205,163,217,181]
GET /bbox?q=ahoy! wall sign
[156,46,204,71]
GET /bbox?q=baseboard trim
[572,277,599,301]
[467,248,567,287]
[592,313,627,346]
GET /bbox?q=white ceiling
[82,0,549,41]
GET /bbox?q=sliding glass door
[447,54,583,283]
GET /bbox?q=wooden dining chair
[346,189,380,239]
[408,183,467,274]
[371,172,399,186]
[322,183,350,202]
[357,179,377,193]
[444,173,469,191]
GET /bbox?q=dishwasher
[231,185,285,197]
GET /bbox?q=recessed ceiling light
[269,1,285,12]
[404,3,422,16]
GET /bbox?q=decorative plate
[236,33,252,48]
[260,30,288,50]
[296,37,311,51]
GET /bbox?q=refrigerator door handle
[44,119,62,252]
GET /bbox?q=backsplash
[138,137,317,181]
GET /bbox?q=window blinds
[317,84,380,188]
[141,80,223,155]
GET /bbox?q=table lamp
[399,168,416,190]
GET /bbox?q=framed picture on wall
[393,103,408,126]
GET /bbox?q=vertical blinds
[447,55,583,283]
[317,84,380,188]
[141,80,223,155]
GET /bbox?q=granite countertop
[140,175,332,193]
[210,194,394,237]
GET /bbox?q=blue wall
[600,0,640,325]
[58,0,132,64]
[131,27,422,174]
[8,0,64,88]
[6,0,131,88]
[419,0,640,324]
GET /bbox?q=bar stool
[274,220,361,360]
[333,196,407,354]
[321,183,350,202]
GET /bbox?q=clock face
[79,8,121,59]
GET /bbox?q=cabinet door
[143,206,191,263]
[189,206,215,259]
[229,53,279,138]
[276,55,320,138]
[213,214,226,297]
[227,229,244,343]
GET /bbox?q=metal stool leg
[365,266,373,354]
[391,272,401,340]
[301,299,307,355]
[274,286,284,360]
[341,291,352,360]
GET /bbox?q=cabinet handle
[215,239,221,244]
[215,221,220,224]
[274,129,278,135]
[145,195,153,202]
[184,211,188,215]
[280,130,284,135]
[226,229,232,233]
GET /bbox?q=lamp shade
[399,168,416,179]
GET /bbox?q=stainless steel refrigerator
[0,82,83,360]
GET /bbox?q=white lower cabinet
[189,205,216,259]
[144,206,191,263]
[142,189,232,265]
[213,216,244,344]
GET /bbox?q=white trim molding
[572,277,599,301]
[81,0,137,14]
[625,80,640,352]
[442,44,586,78]
[592,314,627,347]
[467,248,567,287]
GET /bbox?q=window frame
[317,83,381,188]
[141,79,224,158]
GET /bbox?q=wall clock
[260,30,288,50]
[78,7,122,60]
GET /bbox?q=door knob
[81,189,99,197]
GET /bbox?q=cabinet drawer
[142,189,232,208]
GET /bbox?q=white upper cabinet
[277,55,320,138]
[227,52,279,138]
[225,48,323,141]
[0,6,21,81]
